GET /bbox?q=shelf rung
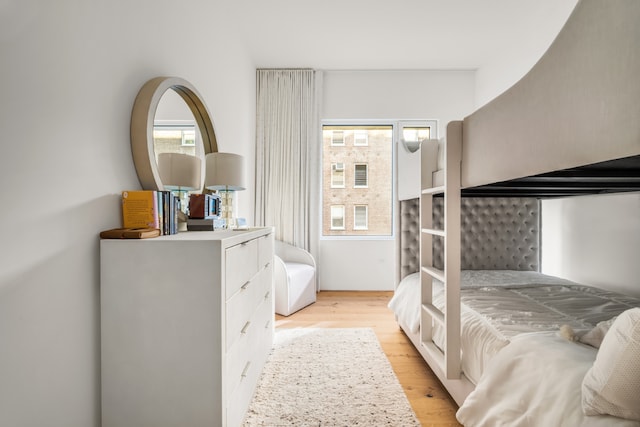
[422,227,445,237]
[420,340,445,369]
[421,265,445,282]
[422,303,445,327]
[422,186,445,195]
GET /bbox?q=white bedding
[389,270,640,384]
[388,272,421,334]
[456,332,640,427]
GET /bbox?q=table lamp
[204,152,246,227]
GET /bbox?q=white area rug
[243,328,420,426]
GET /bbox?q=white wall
[320,70,475,290]
[0,1,255,426]
[542,192,640,298]
[473,0,578,108]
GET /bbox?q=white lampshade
[204,152,246,191]
[157,152,202,190]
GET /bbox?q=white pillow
[582,307,640,421]
[580,316,617,348]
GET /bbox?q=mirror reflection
[153,88,204,163]
[153,88,205,216]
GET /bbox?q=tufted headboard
[400,197,540,280]
[400,198,421,279]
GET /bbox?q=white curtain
[255,69,322,255]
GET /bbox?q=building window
[331,130,345,146]
[354,130,368,146]
[330,205,345,230]
[354,205,368,230]
[331,162,345,188]
[322,124,393,236]
[354,164,368,188]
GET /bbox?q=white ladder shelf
[419,121,462,379]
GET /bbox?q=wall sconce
[204,152,246,227]
[401,139,422,153]
[400,123,432,153]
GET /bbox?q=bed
[391,1,640,425]
[390,270,640,383]
[390,271,640,426]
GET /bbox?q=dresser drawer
[251,263,273,303]
[226,238,259,297]
[226,316,269,427]
[225,278,263,351]
[226,284,273,393]
[227,354,262,427]
[257,234,274,271]
[225,300,272,426]
[225,318,260,401]
[256,292,274,358]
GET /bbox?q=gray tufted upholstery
[400,197,540,279]
[400,199,421,279]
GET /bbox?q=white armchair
[274,240,317,316]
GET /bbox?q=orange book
[121,190,159,229]
[100,227,161,239]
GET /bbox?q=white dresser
[100,228,274,427]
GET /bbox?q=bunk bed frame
[413,0,640,406]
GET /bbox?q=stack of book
[121,190,180,235]
[186,193,221,231]
[185,218,215,231]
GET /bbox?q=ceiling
[232,0,579,71]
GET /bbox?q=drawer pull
[264,320,271,329]
[241,361,251,379]
[241,321,251,334]
[264,291,270,300]
[241,281,250,291]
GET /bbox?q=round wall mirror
[130,76,218,191]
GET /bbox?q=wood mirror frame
[130,76,218,190]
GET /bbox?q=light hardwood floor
[275,291,462,427]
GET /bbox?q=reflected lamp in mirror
[204,152,246,227]
[157,152,202,192]
[157,152,202,230]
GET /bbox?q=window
[181,129,196,146]
[331,162,345,188]
[354,130,368,146]
[398,120,436,153]
[401,126,430,143]
[354,205,368,230]
[330,205,345,230]
[354,164,368,188]
[331,130,345,146]
[322,124,393,236]
[152,122,198,157]
[322,120,435,238]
